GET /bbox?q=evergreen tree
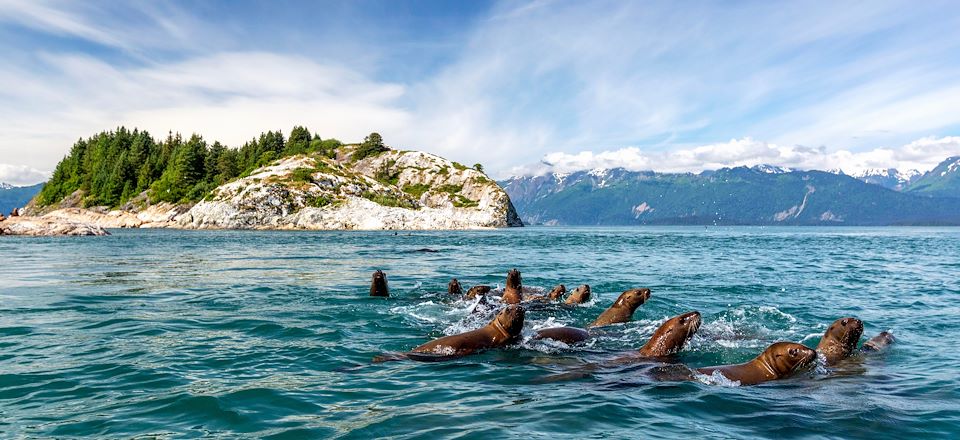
[285,126,312,156]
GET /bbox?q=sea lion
[465,285,491,299]
[547,284,566,300]
[502,269,523,304]
[448,278,463,295]
[523,285,563,302]
[696,342,817,386]
[637,311,701,357]
[815,317,864,365]
[861,331,895,353]
[588,288,651,328]
[9,208,19,217]
[564,284,591,305]
[534,326,591,344]
[410,305,525,358]
[370,270,389,297]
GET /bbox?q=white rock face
[22,150,522,231]
[176,151,522,230]
[0,217,109,236]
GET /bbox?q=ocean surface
[1,227,958,439]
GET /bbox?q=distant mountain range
[8,155,960,226]
[500,156,960,226]
[0,183,44,215]
[839,168,920,191]
[904,156,960,198]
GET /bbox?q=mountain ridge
[501,163,960,226]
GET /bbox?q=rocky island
[9,128,521,234]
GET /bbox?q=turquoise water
[1,227,959,438]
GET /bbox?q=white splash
[694,370,742,387]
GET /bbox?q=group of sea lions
[369,268,895,386]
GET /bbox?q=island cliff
[14,128,522,232]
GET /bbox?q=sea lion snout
[547,284,566,300]
[448,278,463,295]
[496,305,526,336]
[679,311,702,334]
[502,269,524,304]
[465,285,491,299]
[839,317,864,333]
[767,342,817,374]
[506,269,522,289]
[565,284,591,305]
[619,288,651,308]
[370,270,389,297]
[796,346,817,367]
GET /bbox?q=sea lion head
[506,269,522,291]
[639,311,701,356]
[614,288,651,312]
[492,305,526,339]
[448,278,463,295]
[862,331,896,352]
[370,270,389,297]
[565,284,591,305]
[816,317,864,360]
[547,284,566,300]
[465,285,491,299]
[760,342,817,378]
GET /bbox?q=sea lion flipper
[372,352,409,363]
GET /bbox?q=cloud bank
[509,136,960,177]
[0,164,50,186]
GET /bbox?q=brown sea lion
[696,342,817,386]
[547,284,566,300]
[448,278,463,295]
[637,311,701,357]
[588,288,651,328]
[565,284,591,305]
[815,317,864,366]
[410,305,525,357]
[861,331,895,353]
[370,270,389,297]
[534,326,591,344]
[465,285,491,299]
[502,269,523,304]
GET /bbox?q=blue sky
[1,0,960,184]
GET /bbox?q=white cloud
[0,164,49,186]
[508,136,960,177]
[0,52,413,170]
[2,0,960,182]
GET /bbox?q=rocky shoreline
[0,216,109,236]
[8,151,523,235]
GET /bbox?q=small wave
[694,370,742,387]
[530,316,573,331]
[814,352,830,375]
[389,301,442,324]
[695,305,801,349]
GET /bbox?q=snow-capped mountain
[499,163,960,226]
[0,182,44,214]
[751,164,793,174]
[906,156,960,198]
[836,168,921,191]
